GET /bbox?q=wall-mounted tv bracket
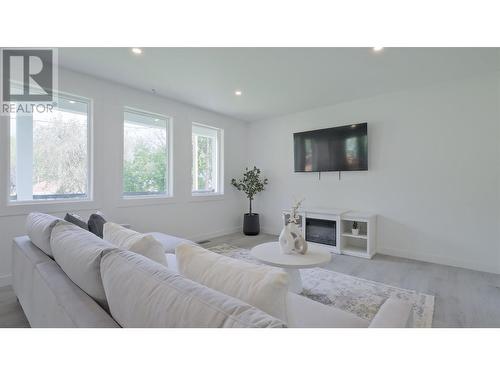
[318,171,341,180]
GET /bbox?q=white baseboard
[188,226,242,243]
[0,274,12,288]
[378,247,500,275]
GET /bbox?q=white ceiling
[58,48,500,122]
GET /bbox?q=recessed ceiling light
[373,47,384,52]
[69,100,76,104]
[235,90,242,96]
[154,119,159,122]
[132,48,142,55]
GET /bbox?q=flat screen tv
[294,123,368,172]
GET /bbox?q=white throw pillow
[103,222,167,266]
[50,221,116,310]
[26,212,61,257]
[176,243,290,322]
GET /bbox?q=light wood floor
[0,285,29,328]
[2,232,500,328]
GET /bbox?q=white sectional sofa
[12,235,119,327]
[12,212,412,328]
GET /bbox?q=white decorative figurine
[279,198,308,255]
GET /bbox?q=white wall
[0,68,249,286]
[248,73,500,274]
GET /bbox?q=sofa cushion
[25,212,61,257]
[147,232,195,254]
[176,243,289,322]
[103,222,167,266]
[166,254,178,272]
[100,249,285,328]
[50,221,117,310]
[32,261,119,328]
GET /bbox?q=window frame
[6,91,94,206]
[121,107,173,200]
[191,122,224,197]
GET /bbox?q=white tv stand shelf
[282,208,377,259]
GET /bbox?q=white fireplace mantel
[282,208,377,259]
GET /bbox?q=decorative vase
[352,228,359,236]
[279,222,308,255]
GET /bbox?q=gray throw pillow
[64,213,89,231]
[88,213,107,238]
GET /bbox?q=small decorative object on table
[279,198,308,254]
[352,221,359,236]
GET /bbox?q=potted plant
[231,166,268,235]
[352,221,360,236]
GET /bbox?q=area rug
[206,243,435,328]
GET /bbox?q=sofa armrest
[369,297,412,328]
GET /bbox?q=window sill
[7,198,92,206]
[117,195,177,208]
[189,193,225,202]
[0,199,100,217]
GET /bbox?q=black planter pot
[243,213,260,236]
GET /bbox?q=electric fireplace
[305,218,336,247]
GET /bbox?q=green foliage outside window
[193,135,215,192]
[123,142,167,194]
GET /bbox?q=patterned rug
[206,243,435,328]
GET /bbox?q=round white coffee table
[250,242,332,293]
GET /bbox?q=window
[9,95,90,202]
[192,123,223,195]
[123,109,170,197]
